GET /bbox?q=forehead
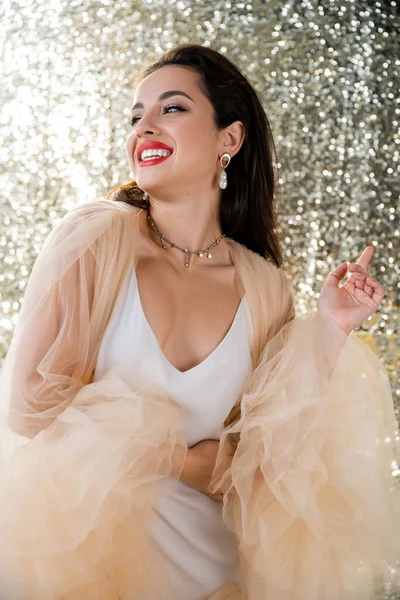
[133,65,201,102]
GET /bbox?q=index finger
[356,245,374,270]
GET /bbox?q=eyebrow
[131,90,195,112]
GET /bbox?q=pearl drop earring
[219,153,231,189]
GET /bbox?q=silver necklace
[146,209,226,268]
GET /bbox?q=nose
[134,112,160,137]
[136,126,154,136]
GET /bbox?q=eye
[130,104,187,126]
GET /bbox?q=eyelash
[130,104,187,126]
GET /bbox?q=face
[125,65,237,198]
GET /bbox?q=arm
[7,249,96,438]
[0,200,120,438]
[209,259,400,597]
[174,439,236,502]
[0,201,189,598]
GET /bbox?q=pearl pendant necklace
[146,210,226,268]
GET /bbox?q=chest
[93,257,253,445]
[134,257,243,374]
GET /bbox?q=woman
[0,44,398,600]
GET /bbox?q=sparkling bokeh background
[0,0,399,594]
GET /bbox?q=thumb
[324,262,348,289]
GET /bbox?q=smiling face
[125,65,229,199]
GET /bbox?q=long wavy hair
[107,43,284,267]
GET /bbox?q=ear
[219,121,246,157]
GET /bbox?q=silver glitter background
[0,0,399,595]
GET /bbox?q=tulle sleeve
[0,199,187,599]
[1,199,120,439]
[211,270,400,600]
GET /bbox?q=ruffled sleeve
[0,199,187,599]
[211,268,400,600]
[2,199,129,439]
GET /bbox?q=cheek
[125,134,134,152]
[176,127,214,161]
[125,136,136,164]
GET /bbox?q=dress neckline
[132,269,246,376]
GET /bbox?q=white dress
[93,266,254,600]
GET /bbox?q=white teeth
[140,148,171,160]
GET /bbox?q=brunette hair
[107,43,284,267]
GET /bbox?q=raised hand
[317,245,385,336]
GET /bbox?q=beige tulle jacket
[0,198,399,600]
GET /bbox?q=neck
[146,200,224,253]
